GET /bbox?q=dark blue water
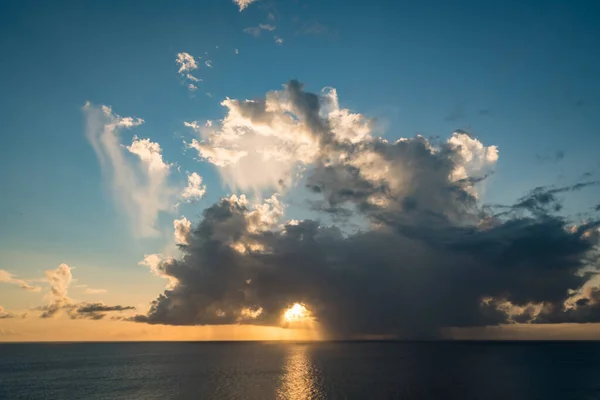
[1,341,600,399]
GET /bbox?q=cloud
[139,254,178,289]
[84,288,108,294]
[84,103,178,237]
[176,52,198,73]
[181,172,207,201]
[234,48,239,55]
[233,0,256,11]
[0,270,42,292]
[0,306,15,319]
[204,60,213,68]
[188,84,198,91]
[76,303,135,314]
[135,80,600,339]
[186,74,201,82]
[174,216,192,245]
[274,36,283,45]
[38,264,134,320]
[296,21,337,38]
[244,24,276,37]
[40,263,73,318]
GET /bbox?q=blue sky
[1,0,600,338]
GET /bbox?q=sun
[283,303,312,324]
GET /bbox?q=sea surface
[1,341,600,399]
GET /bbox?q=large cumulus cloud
[135,81,600,338]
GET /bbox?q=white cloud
[233,0,257,11]
[188,84,198,91]
[176,52,198,73]
[234,48,239,54]
[183,82,499,204]
[244,24,276,37]
[184,86,321,193]
[186,74,201,82]
[0,270,42,292]
[274,36,283,45]
[206,92,213,98]
[174,216,192,245]
[139,254,178,288]
[204,60,213,68]
[181,172,207,201]
[84,103,178,237]
[126,136,171,173]
[188,138,248,167]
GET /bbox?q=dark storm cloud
[135,81,600,338]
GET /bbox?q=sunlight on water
[277,345,320,399]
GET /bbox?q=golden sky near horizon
[2,316,600,342]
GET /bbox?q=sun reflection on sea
[277,345,321,399]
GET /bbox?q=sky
[1,0,600,341]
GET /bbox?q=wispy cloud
[84,288,108,294]
[0,270,41,292]
[84,103,178,237]
[204,60,213,68]
[244,24,276,37]
[274,36,283,45]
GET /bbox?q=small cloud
[0,270,42,292]
[84,288,108,294]
[274,36,283,45]
[186,74,201,82]
[176,52,198,74]
[206,92,213,98]
[233,0,256,11]
[188,84,198,92]
[244,24,276,37]
[205,60,213,68]
[0,306,15,319]
[234,48,239,55]
[182,172,206,201]
[298,21,329,36]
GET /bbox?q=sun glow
[283,303,312,324]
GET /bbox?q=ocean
[1,341,600,399]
